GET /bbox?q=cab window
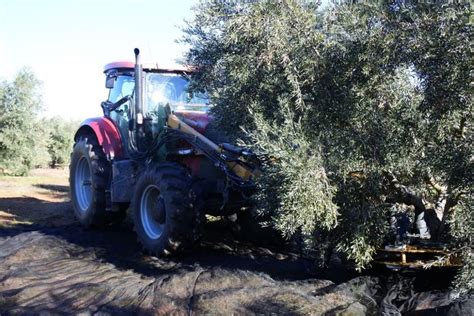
[145,73,209,115]
[108,75,135,103]
[107,75,134,153]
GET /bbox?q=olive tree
[46,117,78,168]
[182,0,472,291]
[0,69,50,175]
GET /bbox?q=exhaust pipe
[134,48,143,125]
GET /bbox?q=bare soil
[0,169,471,315]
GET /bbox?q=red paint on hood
[174,110,211,133]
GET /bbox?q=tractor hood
[174,110,211,134]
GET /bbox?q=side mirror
[105,76,115,89]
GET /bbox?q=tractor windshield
[145,73,209,113]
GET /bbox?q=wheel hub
[140,184,166,240]
[152,197,166,224]
[74,156,92,213]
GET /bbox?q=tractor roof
[103,61,192,73]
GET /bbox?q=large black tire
[69,134,126,228]
[132,162,196,257]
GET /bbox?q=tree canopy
[0,69,49,175]
[0,69,78,174]
[182,1,472,292]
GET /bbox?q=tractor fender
[74,117,124,160]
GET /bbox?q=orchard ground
[0,168,471,315]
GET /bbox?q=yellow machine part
[374,245,463,269]
[167,114,258,181]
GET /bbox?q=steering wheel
[101,95,131,112]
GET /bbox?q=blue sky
[0,0,196,119]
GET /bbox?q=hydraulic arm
[167,113,260,184]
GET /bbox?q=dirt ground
[0,169,472,315]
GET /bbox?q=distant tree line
[183,1,472,292]
[0,68,79,175]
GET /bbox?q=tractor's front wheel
[70,134,125,228]
[132,163,196,257]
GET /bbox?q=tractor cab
[101,61,210,156]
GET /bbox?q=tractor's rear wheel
[70,134,126,228]
[132,163,196,257]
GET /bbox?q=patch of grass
[0,168,68,185]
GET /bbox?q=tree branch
[385,172,426,214]
[425,176,447,195]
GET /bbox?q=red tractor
[70,49,261,256]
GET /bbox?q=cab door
[105,74,135,156]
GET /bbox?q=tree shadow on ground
[0,183,345,283]
[0,196,73,228]
[0,199,323,283]
[33,183,69,193]
[37,221,321,281]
